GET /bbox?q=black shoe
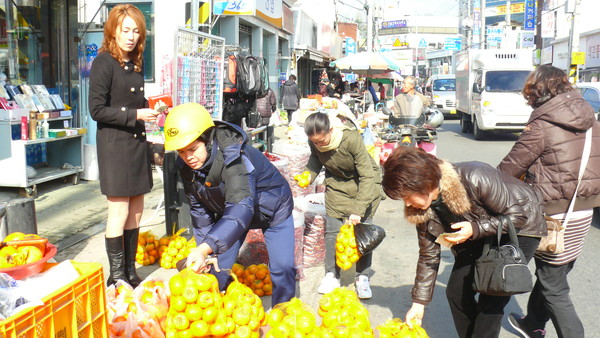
[508,313,546,338]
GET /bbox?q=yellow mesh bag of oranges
[266,297,319,337]
[335,222,361,270]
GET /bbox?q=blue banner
[524,0,536,31]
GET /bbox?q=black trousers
[524,259,584,338]
[446,235,540,338]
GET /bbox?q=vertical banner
[541,11,555,38]
[524,0,535,31]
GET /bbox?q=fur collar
[405,161,471,224]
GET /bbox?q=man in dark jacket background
[163,102,296,306]
[281,74,301,124]
[256,87,276,127]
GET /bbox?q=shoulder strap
[563,128,593,228]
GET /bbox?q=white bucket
[81,143,99,181]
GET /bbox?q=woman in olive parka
[301,112,383,299]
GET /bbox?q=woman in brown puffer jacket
[498,65,600,338]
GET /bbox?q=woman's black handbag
[354,223,386,255]
[472,217,533,296]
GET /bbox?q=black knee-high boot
[123,228,142,288]
[105,236,128,287]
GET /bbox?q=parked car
[576,82,600,121]
[425,74,456,117]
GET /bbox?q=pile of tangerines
[335,223,361,270]
[376,318,429,338]
[165,268,266,337]
[135,231,161,266]
[231,263,273,298]
[265,297,319,337]
[317,287,373,337]
[0,231,47,269]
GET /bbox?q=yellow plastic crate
[0,261,108,338]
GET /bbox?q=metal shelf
[17,134,83,145]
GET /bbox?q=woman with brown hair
[89,4,159,287]
[382,147,545,338]
[498,65,600,338]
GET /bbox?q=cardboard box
[0,108,29,121]
[35,112,50,120]
[48,129,66,138]
[48,111,60,119]
[60,110,72,117]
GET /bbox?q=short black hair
[289,74,297,81]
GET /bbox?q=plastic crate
[0,261,108,338]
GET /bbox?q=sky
[337,0,459,22]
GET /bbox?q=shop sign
[541,11,555,38]
[572,52,585,65]
[524,0,536,31]
[214,0,283,28]
[552,42,569,70]
[541,45,553,65]
[279,72,287,87]
[521,32,535,48]
[586,34,600,68]
[485,3,525,16]
[381,20,408,29]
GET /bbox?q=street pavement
[3,121,600,337]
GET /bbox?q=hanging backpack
[258,57,269,96]
[239,56,262,95]
[223,52,239,93]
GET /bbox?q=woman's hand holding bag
[472,217,533,296]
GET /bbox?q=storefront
[581,29,600,82]
[1,0,80,122]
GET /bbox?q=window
[106,2,154,82]
[433,79,455,91]
[485,71,530,92]
[581,87,600,112]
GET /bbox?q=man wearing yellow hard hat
[163,102,296,305]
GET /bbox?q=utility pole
[535,0,543,50]
[566,0,580,82]
[367,0,373,52]
[480,0,486,49]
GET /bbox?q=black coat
[89,52,153,196]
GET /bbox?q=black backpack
[258,57,269,96]
[239,56,262,95]
[223,52,239,93]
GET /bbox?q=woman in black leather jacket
[382,147,546,338]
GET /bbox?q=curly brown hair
[522,65,574,109]
[100,4,146,72]
[382,147,442,200]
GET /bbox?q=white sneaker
[355,275,372,299]
[317,272,340,294]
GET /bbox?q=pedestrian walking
[163,102,296,306]
[498,65,600,338]
[281,74,301,124]
[381,147,546,338]
[88,4,159,288]
[299,112,383,299]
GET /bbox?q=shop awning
[294,44,325,63]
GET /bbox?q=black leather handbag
[472,217,533,296]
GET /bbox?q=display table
[0,118,83,196]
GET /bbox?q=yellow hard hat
[164,102,215,151]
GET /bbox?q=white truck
[454,49,534,140]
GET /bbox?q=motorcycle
[378,105,444,164]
